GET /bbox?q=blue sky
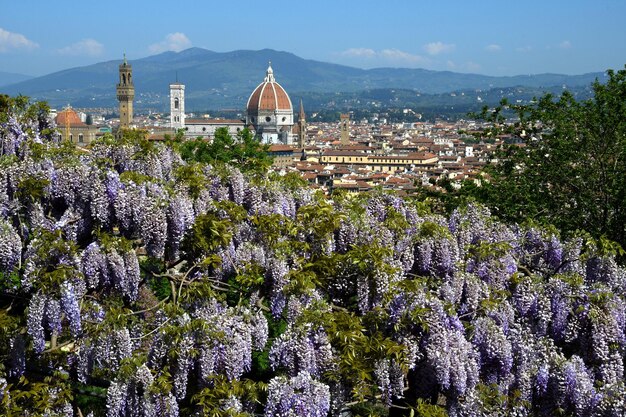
[1,0,625,76]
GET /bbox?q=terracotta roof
[55,108,85,126]
[246,65,292,112]
[268,145,294,152]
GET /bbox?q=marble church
[169,63,303,146]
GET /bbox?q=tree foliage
[1,96,626,417]
[179,127,273,175]
[465,67,626,249]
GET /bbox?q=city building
[56,106,100,145]
[116,55,134,129]
[170,82,185,129]
[245,63,294,144]
[340,113,350,145]
[297,99,307,148]
[184,118,244,138]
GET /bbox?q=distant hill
[0,71,33,88]
[0,47,607,110]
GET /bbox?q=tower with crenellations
[116,54,134,129]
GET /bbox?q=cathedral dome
[246,63,292,113]
[55,107,85,126]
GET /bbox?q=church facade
[169,63,299,145]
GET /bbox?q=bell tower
[297,99,307,148]
[340,113,350,145]
[170,79,185,129]
[116,54,134,129]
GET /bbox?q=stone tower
[297,99,307,148]
[116,54,134,129]
[170,81,185,129]
[340,113,350,145]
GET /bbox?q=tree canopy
[1,91,626,417]
[179,127,273,175]
[462,67,626,249]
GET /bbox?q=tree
[179,127,273,175]
[466,67,626,248]
[3,95,626,417]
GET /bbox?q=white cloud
[464,61,481,72]
[445,60,481,72]
[380,48,426,63]
[149,33,191,53]
[57,39,104,56]
[0,27,38,52]
[339,47,427,64]
[341,48,376,58]
[424,41,455,56]
[516,45,533,53]
[557,40,572,49]
[485,44,502,52]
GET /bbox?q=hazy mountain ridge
[0,47,606,110]
[0,71,34,88]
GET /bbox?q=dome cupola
[246,62,294,144]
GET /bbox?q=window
[282,117,286,122]
[78,134,84,143]
[174,98,179,109]
[70,134,73,142]
[202,127,206,132]
[265,116,271,122]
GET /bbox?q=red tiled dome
[55,108,85,126]
[246,64,292,113]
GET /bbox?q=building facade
[184,118,244,138]
[56,107,100,145]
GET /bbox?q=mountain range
[0,71,33,88]
[0,48,607,111]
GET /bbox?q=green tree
[466,67,626,247]
[179,127,273,174]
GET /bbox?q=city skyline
[1,0,625,77]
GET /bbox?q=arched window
[174,98,179,109]
[122,74,126,85]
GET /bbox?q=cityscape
[1,2,626,416]
[49,56,509,197]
